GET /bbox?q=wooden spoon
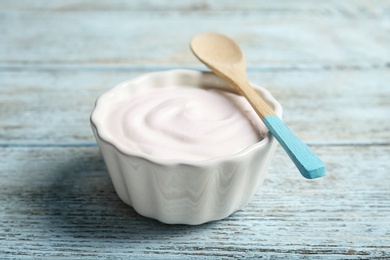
[190,32,325,179]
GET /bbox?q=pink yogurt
[105,86,266,160]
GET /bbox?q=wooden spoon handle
[203,61,274,121]
[231,80,274,121]
[264,115,326,179]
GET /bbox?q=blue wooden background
[1,1,389,258]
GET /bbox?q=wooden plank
[0,10,389,68]
[0,145,389,258]
[1,0,389,18]
[1,69,389,143]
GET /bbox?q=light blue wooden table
[1,1,390,259]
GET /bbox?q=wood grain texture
[0,146,389,258]
[1,0,390,258]
[2,0,389,14]
[0,3,389,68]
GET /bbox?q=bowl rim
[90,69,283,166]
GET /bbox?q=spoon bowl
[191,32,244,64]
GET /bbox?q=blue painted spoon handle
[264,115,326,179]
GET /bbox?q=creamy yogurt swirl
[106,86,266,160]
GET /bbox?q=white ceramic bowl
[91,69,282,225]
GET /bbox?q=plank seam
[0,141,389,148]
[0,63,389,72]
